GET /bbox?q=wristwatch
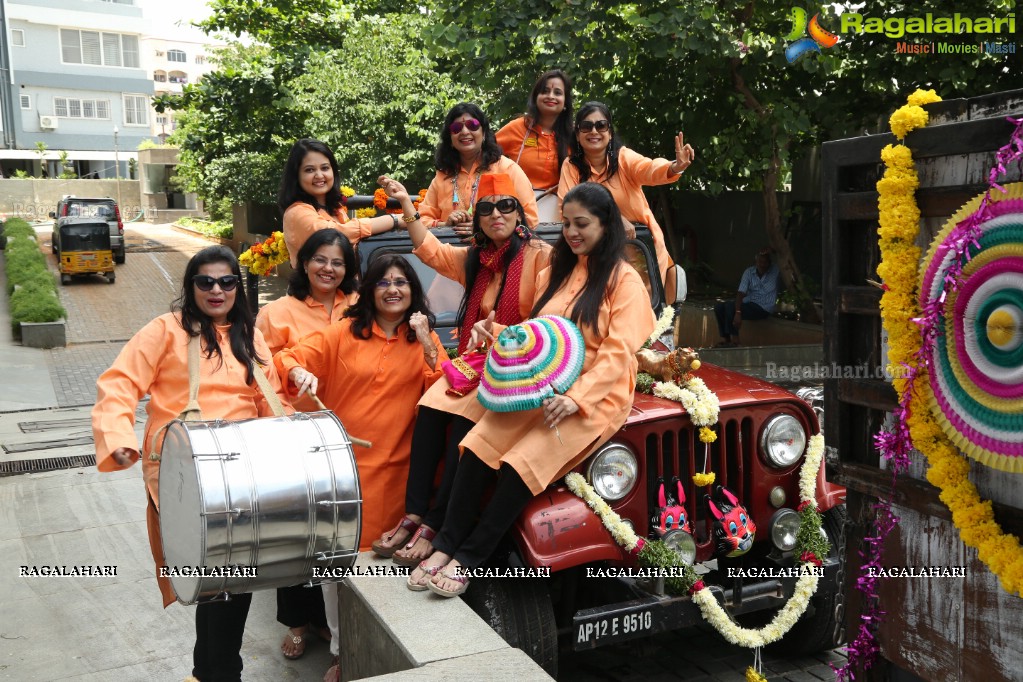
[402,211,420,224]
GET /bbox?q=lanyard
[452,169,483,211]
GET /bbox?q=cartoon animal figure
[706,485,756,557]
[652,477,691,535]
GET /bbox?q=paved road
[6,223,847,681]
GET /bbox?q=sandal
[392,526,436,567]
[371,515,420,558]
[281,628,307,660]
[407,561,444,592]
[323,656,340,682]
[427,568,470,598]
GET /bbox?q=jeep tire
[461,577,558,676]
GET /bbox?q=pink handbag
[441,351,487,397]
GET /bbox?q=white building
[1,0,153,178]
[140,35,221,141]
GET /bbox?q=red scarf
[457,239,526,353]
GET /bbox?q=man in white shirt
[714,248,779,347]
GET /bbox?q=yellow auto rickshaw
[56,220,115,284]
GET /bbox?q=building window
[20,95,31,110]
[12,29,25,47]
[154,73,166,82]
[156,115,167,125]
[195,55,206,65]
[167,49,187,63]
[53,96,111,120]
[60,29,140,68]
[123,94,149,125]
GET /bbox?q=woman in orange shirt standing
[92,245,292,681]
[255,227,358,662]
[417,103,539,237]
[557,102,695,289]
[281,138,397,268]
[371,173,551,568]
[496,69,574,222]
[409,182,656,596]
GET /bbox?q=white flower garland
[652,375,720,427]
[643,306,677,348]
[566,433,827,650]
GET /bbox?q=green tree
[423,0,1019,315]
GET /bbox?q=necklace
[452,166,482,211]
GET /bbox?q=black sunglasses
[475,198,519,216]
[449,118,482,134]
[577,119,610,133]
[193,274,240,292]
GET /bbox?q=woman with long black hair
[93,245,292,681]
[409,182,656,596]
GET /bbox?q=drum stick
[309,392,374,449]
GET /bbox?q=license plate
[80,254,96,261]
[575,609,653,646]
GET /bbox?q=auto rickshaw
[56,220,115,284]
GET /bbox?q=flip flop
[281,629,306,660]
[392,526,436,567]
[407,561,443,592]
[427,569,469,598]
[371,515,420,558]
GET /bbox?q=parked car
[343,224,847,674]
[50,196,125,264]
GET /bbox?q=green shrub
[10,284,65,325]
[2,218,64,328]
[178,217,233,240]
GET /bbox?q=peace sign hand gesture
[670,132,695,175]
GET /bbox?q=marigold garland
[840,87,1023,681]
[565,433,827,664]
[238,230,288,276]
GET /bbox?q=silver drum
[158,411,361,604]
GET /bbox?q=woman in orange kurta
[371,173,552,567]
[255,227,359,661]
[275,254,443,552]
[410,183,656,597]
[280,139,397,268]
[496,69,574,222]
[92,245,292,681]
[418,103,539,236]
[557,101,696,289]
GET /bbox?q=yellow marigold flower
[693,472,716,487]
[907,89,942,107]
[340,186,356,197]
[699,426,717,444]
[355,207,377,219]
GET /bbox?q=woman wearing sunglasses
[410,182,656,597]
[373,173,552,569]
[418,103,539,239]
[281,138,398,269]
[558,101,696,289]
[92,245,292,681]
[255,227,358,664]
[496,69,574,221]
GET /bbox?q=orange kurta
[256,289,358,411]
[92,312,292,606]
[274,319,443,551]
[413,231,552,422]
[461,260,655,495]
[558,147,680,286]
[496,117,561,191]
[418,156,539,228]
[283,202,375,268]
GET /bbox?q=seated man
[714,248,779,346]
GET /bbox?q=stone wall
[0,179,143,219]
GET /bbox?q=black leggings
[404,406,475,531]
[431,450,533,569]
[275,583,327,629]
[192,592,252,682]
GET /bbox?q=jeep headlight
[760,414,806,468]
[769,508,800,552]
[586,444,638,501]
[662,529,697,565]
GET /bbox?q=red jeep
[358,224,847,675]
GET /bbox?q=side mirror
[665,264,687,305]
[48,211,56,219]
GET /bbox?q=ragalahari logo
[785,7,839,62]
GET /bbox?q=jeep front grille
[644,415,754,542]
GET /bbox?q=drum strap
[250,361,286,417]
[148,334,204,461]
